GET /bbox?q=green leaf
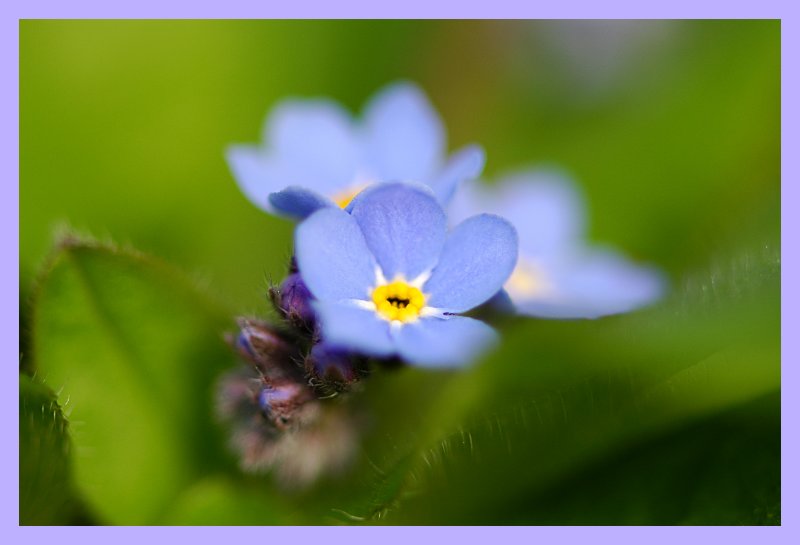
[159,476,300,525]
[31,237,238,524]
[492,393,781,525]
[372,243,781,524]
[19,374,79,525]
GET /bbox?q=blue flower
[449,169,665,319]
[227,82,485,220]
[294,183,518,367]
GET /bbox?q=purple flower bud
[277,273,316,329]
[216,363,359,488]
[228,318,300,381]
[306,343,359,386]
[258,380,315,430]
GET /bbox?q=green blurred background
[19,20,780,525]
[21,20,779,311]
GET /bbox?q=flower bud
[216,362,359,489]
[276,273,316,330]
[228,318,300,380]
[306,343,359,387]
[258,380,315,430]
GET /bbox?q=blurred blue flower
[227,82,485,220]
[294,182,518,367]
[449,169,665,319]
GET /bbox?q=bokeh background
[20,20,780,525]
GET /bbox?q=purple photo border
[3,1,792,542]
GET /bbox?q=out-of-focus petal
[424,214,518,313]
[513,248,666,319]
[312,301,395,357]
[449,169,586,257]
[431,145,486,206]
[265,100,361,193]
[361,82,445,183]
[393,316,498,368]
[268,186,335,220]
[349,183,446,281]
[226,145,280,212]
[295,207,377,302]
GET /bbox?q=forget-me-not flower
[449,169,665,319]
[227,82,485,220]
[295,182,518,367]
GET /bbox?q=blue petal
[393,316,497,368]
[350,183,446,281]
[431,145,486,206]
[265,99,361,193]
[512,248,666,319]
[226,145,279,212]
[295,207,377,302]
[268,186,335,220]
[361,82,445,182]
[312,301,395,357]
[424,214,518,313]
[448,169,585,257]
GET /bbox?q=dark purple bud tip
[306,343,359,386]
[278,273,316,329]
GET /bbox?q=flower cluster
[217,82,665,485]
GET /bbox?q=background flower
[449,169,665,318]
[227,82,485,220]
[295,183,518,367]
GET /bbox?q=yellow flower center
[504,258,553,300]
[371,281,426,323]
[332,184,369,209]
